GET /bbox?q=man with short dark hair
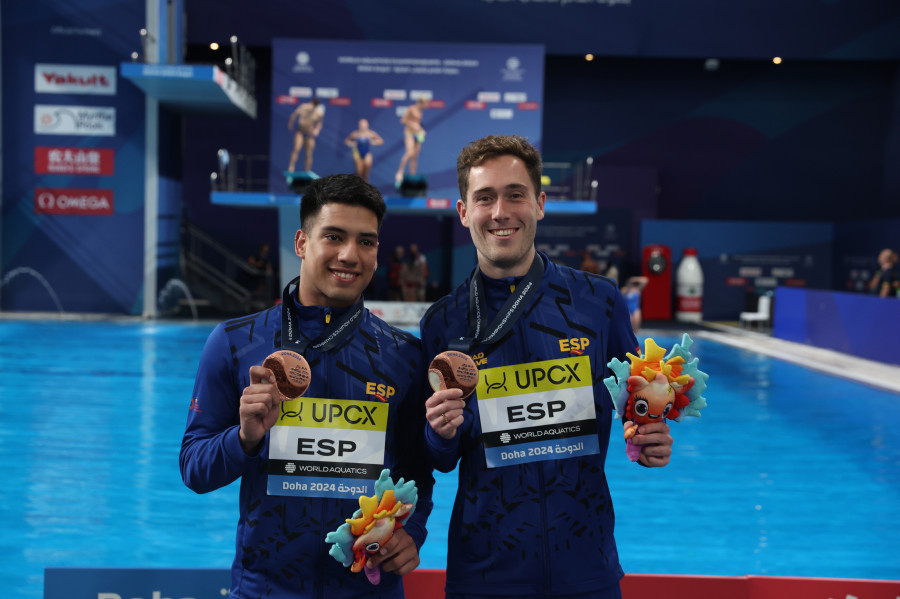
[181,173,433,598]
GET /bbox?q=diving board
[120,62,256,118]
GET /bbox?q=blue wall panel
[184,0,900,59]
[1,0,146,314]
[774,286,900,365]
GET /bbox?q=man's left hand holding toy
[365,526,420,577]
[623,420,673,467]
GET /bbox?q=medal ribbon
[280,277,364,354]
[448,253,544,354]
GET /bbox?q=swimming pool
[1,319,898,599]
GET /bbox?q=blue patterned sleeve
[179,324,264,493]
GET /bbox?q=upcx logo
[477,356,591,399]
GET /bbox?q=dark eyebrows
[505,183,530,193]
[470,182,530,198]
[319,225,347,236]
[319,225,379,241]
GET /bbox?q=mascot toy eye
[603,333,709,462]
[324,469,418,585]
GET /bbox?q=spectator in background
[868,248,899,298]
[579,249,603,275]
[401,243,428,302]
[622,275,649,331]
[388,245,405,301]
[246,243,274,300]
[605,261,620,286]
[580,250,620,286]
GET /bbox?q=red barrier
[404,570,900,598]
[403,568,446,597]
[620,573,749,599]
[747,575,900,599]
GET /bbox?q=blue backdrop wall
[1,0,147,314]
[183,0,900,60]
[3,0,899,314]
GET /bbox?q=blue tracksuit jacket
[180,299,433,599]
[421,253,638,597]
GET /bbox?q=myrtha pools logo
[34,105,115,136]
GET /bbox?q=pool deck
[696,323,900,395]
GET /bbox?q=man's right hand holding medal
[239,365,284,455]
[425,351,478,439]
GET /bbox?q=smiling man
[181,174,433,599]
[293,193,379,309]
[456,150,545,278]
[419,135,673,599]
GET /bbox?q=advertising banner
[270,39,544,200]
[34,146,115,175]
[34,63,117,95]
[34,188,114,216]
[44,567,230,599]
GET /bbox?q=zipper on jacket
[315,498,327,599]
[314,344,328,599]
[537,458,553,594]
[522,306,554,596]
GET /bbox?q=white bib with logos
[268,396,388,499]
[476,356,600,468]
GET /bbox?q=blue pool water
[1,320,898,599]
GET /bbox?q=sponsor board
[34,104,116,136]
[34,146,114,175]
[44,567,230,599]
[35,63,116,95]
[34,188,114,215]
